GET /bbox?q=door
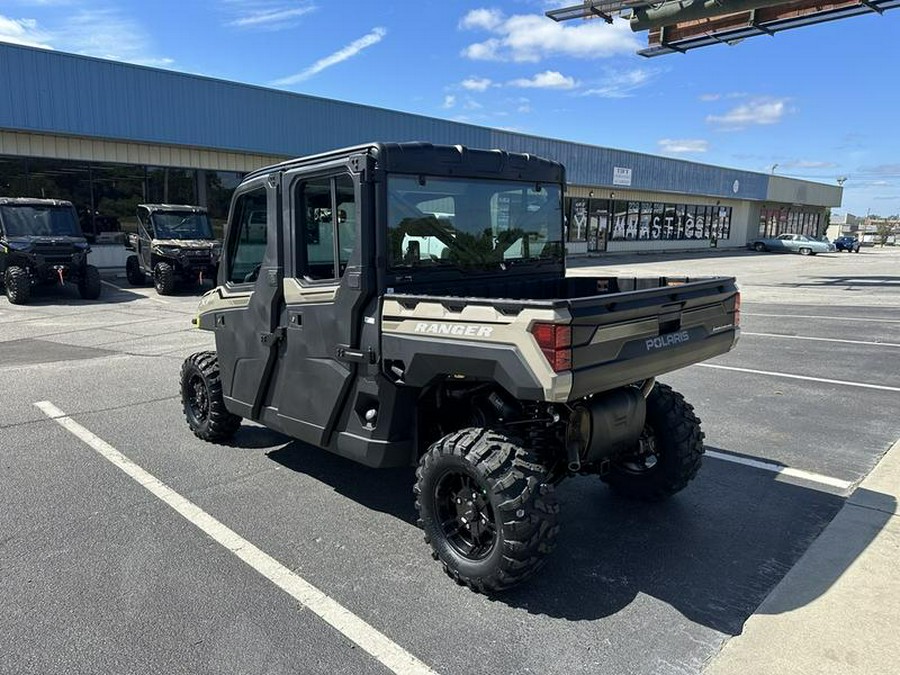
[212,175,285,420]
[137,208,153,270]
[271,169,371,447]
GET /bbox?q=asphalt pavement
[1,248,899,674]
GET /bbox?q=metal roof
[0,42,840,206]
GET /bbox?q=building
[0,42,842,263]
[829,213,899,245]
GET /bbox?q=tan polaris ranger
[124,204,221,295]
[180,143,740,593]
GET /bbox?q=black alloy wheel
[180,351,242,442]
[4,265,31,304]
[415,427,559,593]
[433,468,497,562]
[154,261,176,295]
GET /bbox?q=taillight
[531,322,572,372]
[734,291,741,327]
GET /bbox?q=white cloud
[1,10,175,67]
[0,15,52,48]
[658,139,709,154]
[459,8,504,31]
[581,68,658,98]
[461,77,493,92]
[460,10,638,62]
[700,91,747,102]
[272,27,386,85]
[443,95,456,109]
[781,159,838,169]
[706,98,789,129]
[509,70,576,90]
[230,6,315,28]
[224,1,316,30]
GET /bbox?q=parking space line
[706,450,854,491]
[742,332,900,348]
[743,312,900,324]
[35,400,438,675]
[696,363,900,393]
[101,280,170,304]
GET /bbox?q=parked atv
[125,204,221,295]
[180,143,741,593]
[0,198,102,305]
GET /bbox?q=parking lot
[2,247,899,674]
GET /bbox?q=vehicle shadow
[0,280,147,307]
[266,440,893,636]
[267,440,418,524]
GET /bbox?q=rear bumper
[569,330,737,399]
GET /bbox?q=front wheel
[799,247,812,256]
[415,428,559,593]
[78,265,102,299]
[126,255,145,285]
[603,383,704,501]
[154,261,176,295]
[4,265,31,305]
[180,351,242,442]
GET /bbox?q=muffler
[566,388,646,467]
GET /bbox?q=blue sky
[1,0,897,216]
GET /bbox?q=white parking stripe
[742,332,900,348]
[101,280,170,304]
[696,363,900,393]
[743,312,900,324]
[35,401,438,675]
[705,450,854,491]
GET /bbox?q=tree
[875,221,895,247]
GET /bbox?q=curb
[703,438,900,675]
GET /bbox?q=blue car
[833,236,861,253]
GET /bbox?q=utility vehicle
[0,197,102,305]
[180,143,740,592]
[125,204,221,295]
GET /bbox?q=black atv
[0,198,102,305]
[125,204,221,295]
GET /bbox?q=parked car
[833,236,861,253]
[749,233,834,255]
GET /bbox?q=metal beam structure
[639,0,900,57]
[545,0,900,57]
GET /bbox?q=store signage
[613,167,632,187]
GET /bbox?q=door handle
[336,346,376,364]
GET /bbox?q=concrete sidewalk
[704,439,900,675]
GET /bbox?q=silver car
[749,233,834,256]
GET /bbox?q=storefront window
[0,155,244,243]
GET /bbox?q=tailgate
[568,277,739,399]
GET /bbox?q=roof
[0,197,75,208]
[139,204,207,213]
[0,42,842,207]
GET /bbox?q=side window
[227,187,268,284]
[297,174,356,281]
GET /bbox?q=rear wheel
[4,265,31,305]
[153,261,175,295]
[415,427,559,593]
[78,265,102,299]
[754,242,766,252]
[126,255,145,285]
[180,351,242,442]
[799,247,812,256]
[603,383,704,501]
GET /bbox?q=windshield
[387,175,563,270]
[150,211,214,240]
[0,205,81,237]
